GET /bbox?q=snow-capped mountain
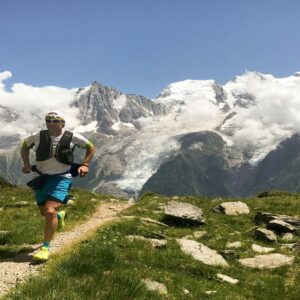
[1,71,300,198]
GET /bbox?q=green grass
[0,186,116,259]
[3,192,300,300]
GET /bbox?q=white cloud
[232,75,300,150]
[0,70,12,91]
[0,71,80,136]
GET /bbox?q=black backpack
[36,130,74,165]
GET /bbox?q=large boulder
[164,201,205,224]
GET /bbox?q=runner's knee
[44,207,57,218]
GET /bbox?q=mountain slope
[142,132,230,196]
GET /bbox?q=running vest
[36,130,74,165]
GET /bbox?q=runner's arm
[78,143,96,176]
[82,143,96,166]
[21,141,32,173]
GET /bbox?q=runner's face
[46,119,64,134]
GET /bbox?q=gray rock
[184,231,207,240]
[267,219,295,233]
[281,243,299,250]
[164,201,205,224]
[177,239,229,267]
[141,217,169,227]
[255,211,300,228]
[239,253,294,269]
[213,201,250,215]
[14,201,31,207]
[127,235,167,248]
[226,241,242,249]
[205,290,217,295]
[217,273,239,284]
[254,228,277,243]
[142,279,168,295]
[251,244,275,254]
[281,233,294,242]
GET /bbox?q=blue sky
[1,0,300,98]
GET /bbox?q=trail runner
[21,111,96,261]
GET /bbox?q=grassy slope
[0,187,116,259]
[4,192,300,300]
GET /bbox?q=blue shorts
[35,176,72,206]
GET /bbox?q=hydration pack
[36,130,74,165]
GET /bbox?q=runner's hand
[78,165,89,177]
[22,164,31,174]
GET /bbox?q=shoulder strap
[36,130,52,161]
[59,131,73,148]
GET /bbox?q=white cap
[45,111,65,121]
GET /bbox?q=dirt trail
[0,200,133,298]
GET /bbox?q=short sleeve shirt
[22,130,92,176]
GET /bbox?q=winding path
[0,200,133,298]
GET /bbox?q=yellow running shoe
[32,246,49,262]
[57,210,66,231]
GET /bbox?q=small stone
[127,235,167,248]
[184,231,207,240]
[183,288,190,294]
[226,241,242,249]
[213,201,250,215]
[205,290,217,295]
[103,270,112,276]
[281,233,294,242]
[141,217,169,227]
[252,244,275,254]
[193,231,207,238]
[142,279,168,295]
[217,273,239,284]
[14,201,30,207]
[281,243,296,250]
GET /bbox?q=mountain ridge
[1,71,300,198]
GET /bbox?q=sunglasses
[45,119,62,123]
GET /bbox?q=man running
[21,111,96,262]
